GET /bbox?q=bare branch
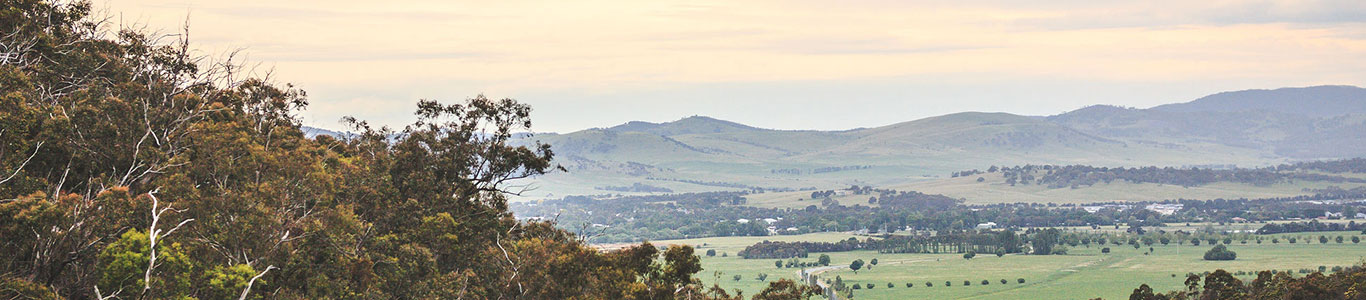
[0,141,43,186]
[238,265,277,300]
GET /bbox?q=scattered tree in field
[1018,278,1026,284]
[734,275,743,281]
[964,280,971,286]
[1336,236,1344,243]
[1353,236,1360,244]
[866,283,874,289]
[1001,279,1008,284]
[776,260,783,268]
[964,251,976,260]
[1203,244,1237,261]
[888,282,894,288]
[870,258,878,268]
[925,282,933,287]
[757,273,768,281]
[945,281,951,287]
[850,259,865,273]
[906,283,913,288]
[982,280,990,285]
[818,254,831,266]
[1320,236,1329,244]
[706,249,716,256]
[1102,247,1111,253]
[1192,239,1202,246]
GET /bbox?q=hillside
[1050,86,1366,158]
[506,85,1366,200]
[1151,85,1366,117]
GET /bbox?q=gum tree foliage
[1129,267,1366,300]
[1,1,820,299]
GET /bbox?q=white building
[975,222,998,230]
[1145,203,1184,215]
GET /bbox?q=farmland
[658,230,1366,299]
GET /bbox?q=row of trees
[1256,220,1365,234]
[992,163,1366,189]
[739,239,863,259]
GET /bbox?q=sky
[98,0,1366,133]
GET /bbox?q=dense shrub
[1203,244,1237,261]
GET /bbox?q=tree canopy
[0,1,818,299]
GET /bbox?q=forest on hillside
[957,160,1366,189]
[0,1,819,299]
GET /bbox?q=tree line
[983,162,1366,189]
[1256,220,1365,234]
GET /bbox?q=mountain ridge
[501,85,1366,198]
[299,85,1366,198]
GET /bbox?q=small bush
[981,280,990,285]
[1101,247,1111,253]
[906,282,913,288]
[925,282,933,287]
[1000,279,1007,284]
[964,280,971,286]
[1017,278,1026,284]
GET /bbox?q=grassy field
[890,173,1366,205]
[658,231,1366,299]
[736,173,1366,208]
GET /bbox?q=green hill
[502,86,1366,201]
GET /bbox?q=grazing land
[740,175,1366,209]
[658,230,1366,299]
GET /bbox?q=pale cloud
[96,0,1366,133]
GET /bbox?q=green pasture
[669,231,1366,299]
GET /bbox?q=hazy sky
[100,0,1366,133]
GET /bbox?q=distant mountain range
[308,85,1366,198]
